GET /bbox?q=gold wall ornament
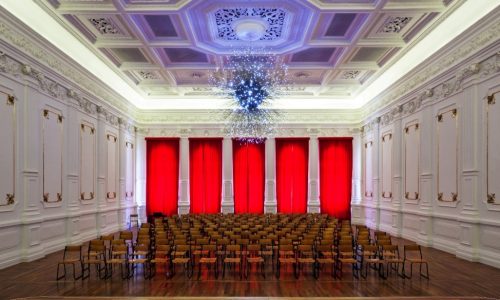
[452,109,458,118]
[1,193,15,206]
[90,128,95,134]
[364,191,373,197]
[382,191,392,198]
[405,191,419,200]
[7,95,15,105]
[43,192,49,202]
[58,115,63,123]
[487,193,496,204]
[437,114,443,122]
[452,193,458,201]
[487,92,498,105]
[80,124,85,131]
[43,109,49,118]
[438,192,443,201]
[107,192,116,199]
[57,193,62,202]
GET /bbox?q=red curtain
[319,138,353,219]
[146,138,179,216]
[276,138,309,213]
[189,138,222,214]
[233,140,265,214]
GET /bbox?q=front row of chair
[57,242,429,281]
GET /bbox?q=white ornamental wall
[0,50,137,270]
[353,34,500,268]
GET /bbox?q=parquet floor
[1,237,499,300]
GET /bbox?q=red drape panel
[276,138,309,213]
[233,140,265,214]
[189,138,222,214]
[319,137,353,219]
[146,138,179,216]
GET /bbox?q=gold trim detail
[364,191,373,197]
[7,95,15,105]
[107,192,116,199]
[452,109,458,118]
[487,92,498,105]
[1,194,15,206]
[57,115,63,123]
[405,191,419,200]
[437,114,443,122]
[382,191,392,198]
[43,193,49,202]
[43,109,49,118]
[80,192,95,200]
[487,193,495,204]
[438,192,443,201]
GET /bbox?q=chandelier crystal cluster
[209,48,289,143]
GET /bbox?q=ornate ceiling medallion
[214,8,286,41]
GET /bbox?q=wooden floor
[1,238,499,300]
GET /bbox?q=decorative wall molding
[364,19,500,119]
[0,11,136,117]
[374,52,500,129]
[135,109,363,125]
[0,50,124,127]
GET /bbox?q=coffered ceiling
[33,0,457,100]
[4,0,496,110]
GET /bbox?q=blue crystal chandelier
[209,49,288,143]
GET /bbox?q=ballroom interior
[0,0,499,299]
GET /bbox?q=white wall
[353,16,500,268]
[0,50,137,270]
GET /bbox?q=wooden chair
[296,244,316,279]
[171,244,193,278]
[223,244,242,279]
[198,244,218,279]
[381,245,404,278]
[82,243,107,279]
[335,245,359,279]
[245,244,265,279]
[129,244,150,278]
[149,245,171,278]
[107,244,129,279]
[403,245,429,279]
[276,242,296,279]
[359,245,382,278]
[56,245,82,280]
[315,244,335,279]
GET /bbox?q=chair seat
[130,258,147,263]
[199,257,217,263]
[385,258,404,263]
[247,257,264,263]
[151,258,169,263]
[108,259,126,264]
[407,258,427,263]
[320,252,334,257]
[173,251,187,256]
[340,252,353,257]
[112,251,127,256]
[279,250,294,256]
[83,258,103,264]
[382,251,396,257]
[279,258,296,263]
[317,258,335,264]
[259,250,273,256]
[363,251,376,256]
[365,258,381,263]
[297,258,315,263]
[193,250,209,255]
[172,258,190,264]
[339,258,357,263]
[224,258,241,263]
[60,259,80,263]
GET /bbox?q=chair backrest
[404,245,422,259]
